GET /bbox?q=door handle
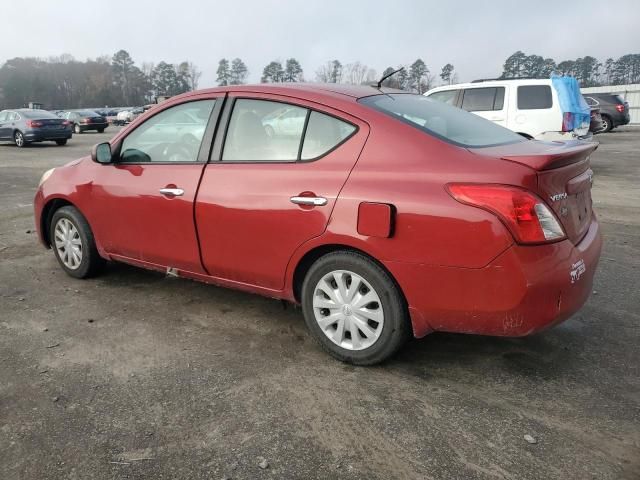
[290,196,327,206]
[159,187,184,197]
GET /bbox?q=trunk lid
[470,140,598,244]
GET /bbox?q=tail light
[447,184,566,244]
[81,117,91,124]
[561,112,573,132]
[615,104,625,113]
[26,120,44,128]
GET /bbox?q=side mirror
[91,142,113,164]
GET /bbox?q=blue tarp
[551,74,591,131]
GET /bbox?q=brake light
[561,112,573,132]
[26,120,44,128]
[616,104,625,113]
[447,184,566,244]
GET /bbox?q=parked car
[583,93,631,132]
[61,110,108,134]
[34,84,602,365]
[0,109,72,147]
[589,107,604,133]
[425,78,591,141]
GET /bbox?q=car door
[195,94,369,291]
[0,112,9,139]
[87,96,221,273]
[512,84,557,136]
[460,86,507,127]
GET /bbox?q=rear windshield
[359,94,524,148]
[75,110,101,116]
[21,110,59,119]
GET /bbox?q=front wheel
[301,251,410,365]
[55,139,68,146]
[97,128,105,133]
[14,131,26,148]
[74,124,82,134]
[50,206,105,279]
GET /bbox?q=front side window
[517,85,552,110]
[120,100,215,163]
[429,90,458,106]
[359,94,524,148]
[461,87,505,112]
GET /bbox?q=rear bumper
[386,216,603,338]
[24,130,72,141]
[79,123,108,131]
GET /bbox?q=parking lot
[0,127,638,479]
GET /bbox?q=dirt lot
[1,127,639,480]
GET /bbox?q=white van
[424,79,590,141]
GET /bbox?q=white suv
[425,79,590,141]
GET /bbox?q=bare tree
[315,60,343,83]
[343,62,375,85]
[187,62,202,90]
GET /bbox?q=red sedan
[34,84,602,365]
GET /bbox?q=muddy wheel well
[41,199,74,247]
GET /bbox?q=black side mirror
[91,142,113,164]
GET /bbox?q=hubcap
[15,133,23,147]
[312,270,384,351]
[54,218,83,270]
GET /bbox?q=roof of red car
[187,83,406,101]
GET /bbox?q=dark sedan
[584,93,631,132]
[0,109,72,147]
[61,110,109,134]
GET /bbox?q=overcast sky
[3,0,639,86]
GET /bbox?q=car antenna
[376,67,404,89]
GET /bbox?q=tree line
[1,48,637,110]
[501,51,640,86]
[0,50,201,110]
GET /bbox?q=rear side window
[428,90,458,106]
[584,96,597,106]
[517,85,552,110]
[301,112,355,160]
[222,99,356,162]
[359,94,524,148]
[461,87,505,112]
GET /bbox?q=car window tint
[120,100,215,163]
[359,94,524,148]
[461,88,504,112]
[429,90,458,106]
[517,85,552,110]
[222,99,307,162]
[0,112,7,122]
[301,111,356,160]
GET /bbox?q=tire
[14,131,26,148]
[301,251,410,365]
[97,128,105,133]
[55,139,67,146]
[50,206,105,279]
[600,115,613,133]
[74,124,82,134]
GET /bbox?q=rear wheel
[97,128,105,133]
[14,131,26,148]
[50,206,105,279]
[55,139,67,146]
[74,124,82,134]
[600,115,613,132]
[301,251,410,365]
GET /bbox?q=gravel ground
[0,126,638,480]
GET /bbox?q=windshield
[358,94,525,148]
